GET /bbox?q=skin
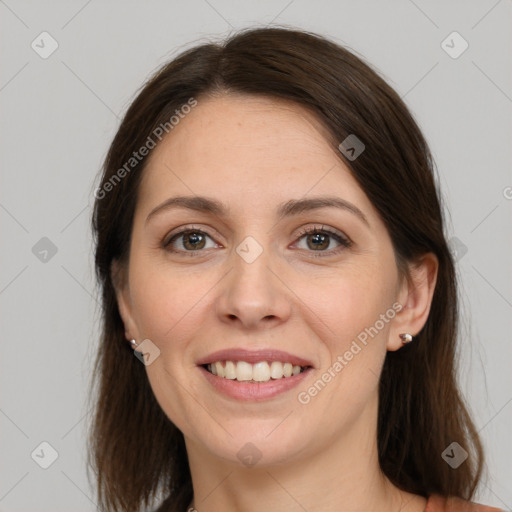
[114,93,438,512]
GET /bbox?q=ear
[111,259,141,343]
[387,252,439,351]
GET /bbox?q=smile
[204,360,308,383]
[199,362,313,401]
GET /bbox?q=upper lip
[196,348,314,368]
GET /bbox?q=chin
[196,422,309,468]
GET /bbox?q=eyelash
[163,224,352,258]
[295,225,352,257]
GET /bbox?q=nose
[215,241,292,330]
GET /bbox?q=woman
[88,27,503,512]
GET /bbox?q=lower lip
[198,365,313,401]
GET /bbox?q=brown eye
[306,232,329,250]
[164,229,216,253]
[294,226,352,257]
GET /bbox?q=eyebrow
[145,195,369,227]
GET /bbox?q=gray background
[1,1,511,511]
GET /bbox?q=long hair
[88,26,484,512]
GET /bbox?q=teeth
[270,361,284,379]
[252,362,270,382]
[236,361,253,381]
[224,360,237,379]
[206,361,306,382]
[214,361,224,378]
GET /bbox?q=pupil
[309,233,328,250]
[185,232,204,249]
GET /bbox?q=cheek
[295,260,396,352]
[128,257,218,348]
[335,270,397,383]
[293,262,396,413]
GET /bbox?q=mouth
[196,348,315,400]
[202,360,311,383]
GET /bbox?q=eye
[162,224,352,258]
[293,225,352,257]
[163,227,219,255]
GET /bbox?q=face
[115,93,414,468]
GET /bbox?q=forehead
[137,94,371,218]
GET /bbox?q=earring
[399,333,413,344]
[129,339,138,349]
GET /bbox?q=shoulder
[426,494,505,512]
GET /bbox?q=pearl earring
[129,339,138,349]
[399,333,413,344]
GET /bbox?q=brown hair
[88,26,484,512]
